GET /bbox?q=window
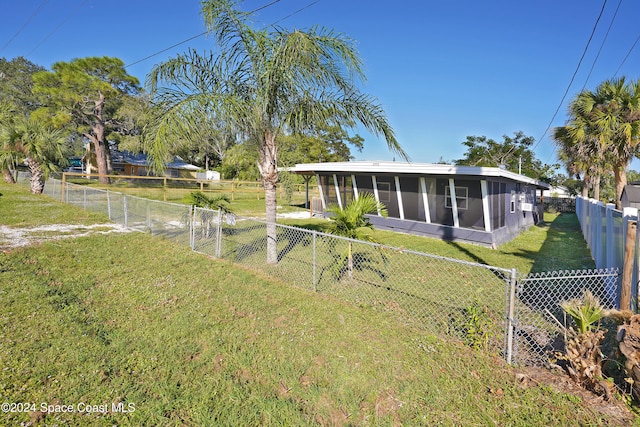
[445,186,468,210]
[510,190,516,213]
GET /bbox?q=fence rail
[18,175,622,367]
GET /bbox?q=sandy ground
[0,223,135,251]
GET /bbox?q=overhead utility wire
[581,0,622,91]
[26,0,89,57]
[532,0,608,152]
[270,0,322,26]
[0,0,50,53]
[125,0,284,69]
[614,34,640,77]
[125,32,207,68]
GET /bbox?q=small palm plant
[561,291,605,334]
[560,291,611,399]
[326,193,387,279]
[184,190,232,213]
[183,191,233,238]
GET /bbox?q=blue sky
[2,0,640,173]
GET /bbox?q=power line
[251,0,282,13]
[125,32,207,69]
[532,0,608,154]
[0,0,50,53]
[270,0,322,26]
[614,35,640,77]
[124,0,322,70]
[581,0,622,91]
[26,0,89,58]
[125,0,285,69]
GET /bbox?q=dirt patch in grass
[0,223,135,251]
[516,366,636,425]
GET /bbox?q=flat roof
[285,161,550,189]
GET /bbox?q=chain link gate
[511,268,620,366]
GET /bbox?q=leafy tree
[0,111,67,193]
[0,56,45,113]
[455,131,555,179]
[627,169,640,183]
[147,0,406,264]
[219,125,362,181]
[107,93,151,154]
[279,124,364,166]
[219,143,261,180]
[32,56,141,183]
[326,193,387,279]
[552,125,602,198]
[563,78,640,208]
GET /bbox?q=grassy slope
[0,183,631,426]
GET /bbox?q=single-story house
[196,170,221,181]
[542,185,573,199]
[287,161,550,247]
[621,182,640,209]
[110,151,201,179]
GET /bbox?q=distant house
[196,170,221,181]
[110,151,201,179]
[621,182,640,209]
[542,185,573,198]
[287,161,550,247]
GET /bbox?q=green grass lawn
[0,183,632,426]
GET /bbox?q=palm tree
[146,0,407,264]
[0,103,18,183]
[569,78,640,208]
[326,193,387,279]
[552,125,605,199]
[0,114,66,193]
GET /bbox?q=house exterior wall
[315,171,541,247]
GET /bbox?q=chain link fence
[512,268,619,366]
[192,207,515,355]
[20,176,622,366]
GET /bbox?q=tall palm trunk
[259,131,279,265]
[25,157,45,194]
[614,162,627,209]
[592,173,601,201]
[264,180,278,264]
[581,172,590,198]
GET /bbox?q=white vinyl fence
[576,196,637,310]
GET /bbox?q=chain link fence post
[190,205,195,250]
[107,190,111,220]
[506,268,517,365]
[215,208,222,258]
[313,230,317,292]
[123,196,128,228]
